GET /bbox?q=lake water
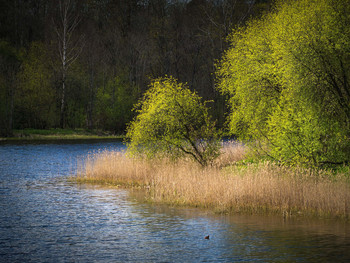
[0,140,350,262]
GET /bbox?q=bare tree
[53,0,84,128]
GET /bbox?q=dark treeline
[0,0,271,136]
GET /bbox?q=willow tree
[126,76,221,166]
[216,0,350,166]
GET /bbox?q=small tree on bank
[126,76,221,166]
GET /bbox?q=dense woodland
[0,0,271,136]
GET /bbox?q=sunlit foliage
[126,76,221,166]
[217,0,350,166]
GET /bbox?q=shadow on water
[0,141,350,262]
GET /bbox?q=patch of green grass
[18,128,76,136]
[2,128,124,140]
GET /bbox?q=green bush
[126,76,221,166]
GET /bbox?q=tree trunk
[86,68,94,130]
[6,82,14,137]
[54,0,83,129]
[60,73,66,128]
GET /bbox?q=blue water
[0,141,350,262]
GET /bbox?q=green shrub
[126,76,221,166]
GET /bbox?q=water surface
[0,141,349,262]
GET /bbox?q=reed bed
[76,143,350,220]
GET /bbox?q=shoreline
[75,146,350,222]
[0,128,124,142]
[76,172,350,222]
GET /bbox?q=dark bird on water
[204,235,209,239]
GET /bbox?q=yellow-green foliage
[216,0,350,166]
[16,42,56,127]
[126,76,221,166]
[77,143,350,220]
[95,75,138,131]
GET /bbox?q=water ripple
[0,141,350,262]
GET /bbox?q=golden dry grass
[76,142,350,220]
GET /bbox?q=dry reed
[76,142,350,220]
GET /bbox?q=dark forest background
[0,0,271,136]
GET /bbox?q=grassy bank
[76,143,350,220]
[1,128,123,141]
